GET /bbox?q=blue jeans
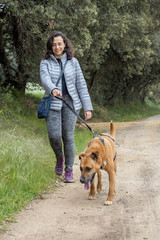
[45,95,79,171]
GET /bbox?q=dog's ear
[91,151,99,161]
[79,153,85,160]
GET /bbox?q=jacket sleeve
[40,60,56,95]
[75,59,93,112]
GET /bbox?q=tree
[86,0,157,104]
[0,0,159,105]
[0,1,55,93]
[0,0,98,94]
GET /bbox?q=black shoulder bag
[37,60,67,119]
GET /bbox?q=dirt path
[1,116,160,240]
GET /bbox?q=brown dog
[79,122,117,205]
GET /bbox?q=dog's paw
[104,200,112,206]
[88,195,95,200]
[97,187,102,193]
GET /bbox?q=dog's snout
[80,176,85,184]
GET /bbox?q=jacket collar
[50,53,67,62]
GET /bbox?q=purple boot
[55,157,64,175]
[64,170,74,183]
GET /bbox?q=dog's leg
[104,171,115,206]
[97,170,102,193]
[88,176,96,200]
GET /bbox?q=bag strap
[55,60,67,87]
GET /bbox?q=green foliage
[148,84,160,104]
[86,0,160,104]
[0,0,55,91]
[0,0,160,104]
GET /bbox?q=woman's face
[52,36,66,59]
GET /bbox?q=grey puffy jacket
[40,53,93,112]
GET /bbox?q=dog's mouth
[84,181,91,190]
[84,173,96,190]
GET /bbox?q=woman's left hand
[84,111,92,121]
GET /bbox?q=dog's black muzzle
[80,176,86,184]
[80,173,96,184]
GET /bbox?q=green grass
[90,99,160,122]
[0,118,55,222]
[0,90,160,225]
[0,92,92,224]
[106,100,160,122]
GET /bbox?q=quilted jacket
[40,53,93,112]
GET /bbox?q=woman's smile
[52,36,66,58]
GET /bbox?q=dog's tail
[110,121,115,138]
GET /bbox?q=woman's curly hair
[44,31,75,60]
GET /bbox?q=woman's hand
[52,88,62,97]
[84,111,92,121]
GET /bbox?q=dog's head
[79,151,101,190]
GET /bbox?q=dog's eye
[80,167,83,172]
[85,167,92,172]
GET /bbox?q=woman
[40,31,93,182]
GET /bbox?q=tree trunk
[0,14,28,94]
[88,71,97,93]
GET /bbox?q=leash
[55,96,118,163]
[55,96,120,148]
[55,96,98,137]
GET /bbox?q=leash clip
[93,132,99,138]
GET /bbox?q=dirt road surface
[1,115,160,240]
